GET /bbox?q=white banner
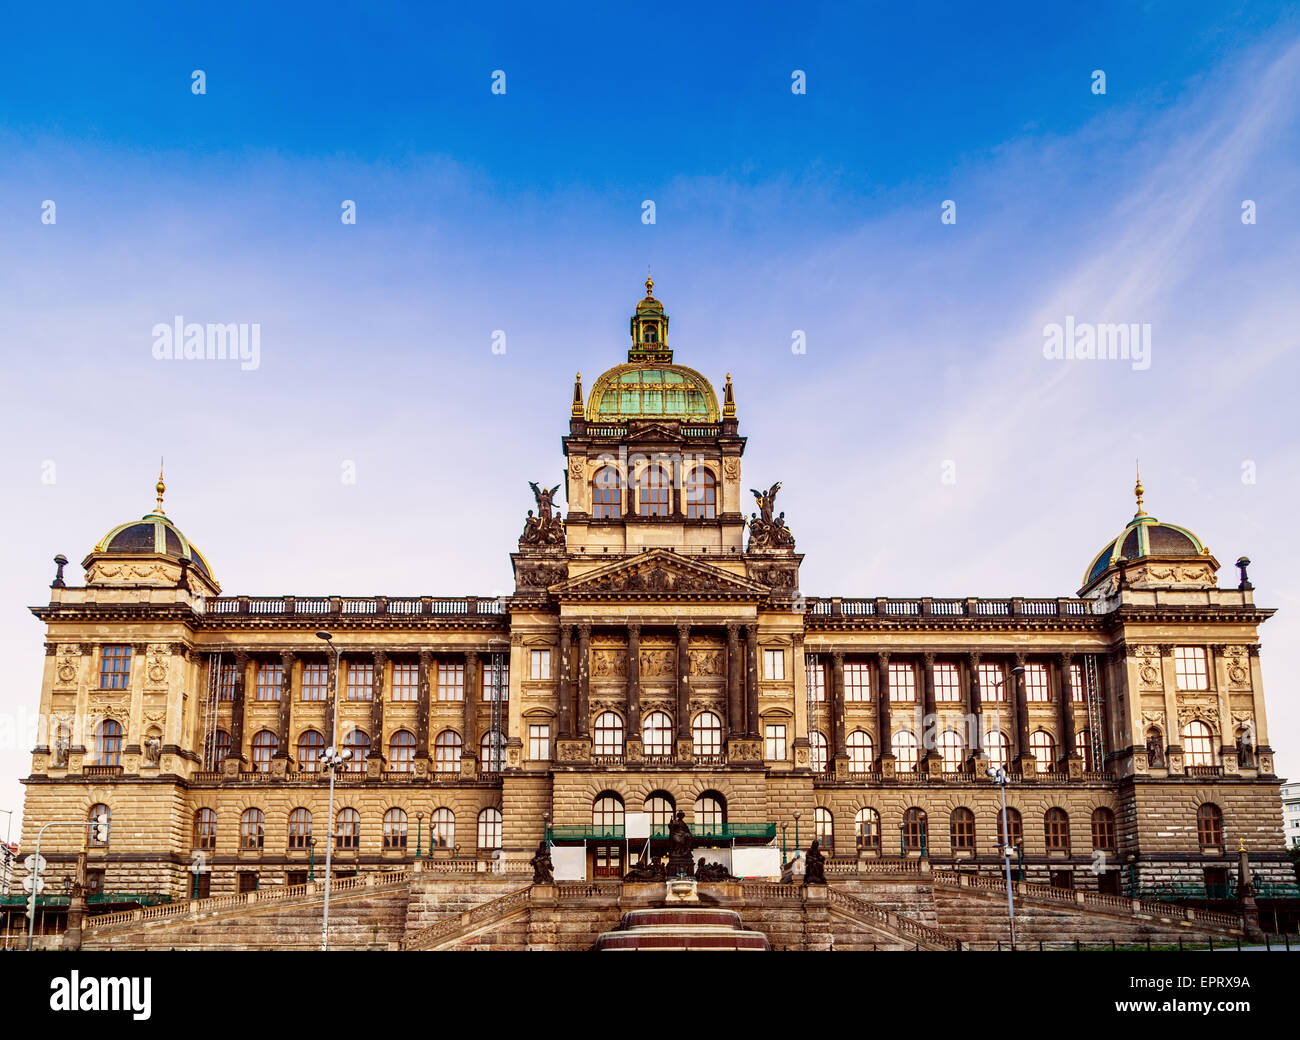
[730,846,781,880]
[550,845,588,882]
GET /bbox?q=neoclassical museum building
[13,279,1291,918]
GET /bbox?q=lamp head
[316,631,333,642]
[1010,665,1025,676]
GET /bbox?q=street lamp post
[793,810,802,854]
[987,764,1016,949]
[416,813,424,860]
[316,630,350,952]
[780,822,788,864]
[308,838,317,882]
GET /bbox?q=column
[370,651,387,766]
[675,622,691,740]
[921,652,938,762]
[229,650,250,763]
[1012,652,1031,766]
[626,623,642,740]
[1057,652,1076,764]
[415,650,432,761]
[463,651,479,755]
[875,652,892,761]
[726,623,741,739]
[558,626,573,739]
[831,651,846,758]
[967,651,983,759]
[274,651,294,760]
[576,624,591,737]
[745,625,759,738]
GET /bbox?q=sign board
[22,854,46,875]
[693,849,730,873]
[624,812,650,841]
[730,845,781,880]
[550,845,588,882]
[22,875,45,895]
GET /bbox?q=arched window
[814,806,834,851]
[645,793,675,834]
[430,807,454,849]
[996,807,1023,850]
[1197,803,1224,847]
[1183,721,1215,767]
[591,466,623,520]
[594,711,625,758]
[847,730,874,772]
[383,730,414,773]
[894,730,919,773]
[336,808,360,850]
[95,719,123,766]
[1029,730,1055,773]
[684,467,716,519]
[692,711,722,756]
[88,803,111,848]
[343,728,370,772]
[480,730,504,772]
[1091,807,1116,851]
[478,808,502,851]
[695,793,725,836]
[193,807,217,850]
[1044,808,1070,852]
[434,730,462,773]
[984,728,1009,770]
[251,730,277,773]
[297,729,325,772]
[950,807,976,852]
[1075,730,1092,771]
[593,793,624,837]
[288,808,312,850]
[938,730,965,773]
[383,808,408,850]
[209,729,231,770]
[636,465,672,517]
[642,711,673,757]
[240,808,265,851]
[855,807,881,850]
[810,731,829,774]
[902,807,927,853]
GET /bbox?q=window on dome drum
[636,465,672,517]
[529,650,551,680]
[301,662,328,701]
[934,663,961,703]
[591,466,623,520]
[194,808,217,851]
[855,808,881,850]
[1030,730,1055,773]
[939,731,965,772]
[297,730,325,772]
[845,661,870,701]
[288,808,312,850]
[764,724,787,762]
[810,731,828,773]
[336,808,360,851]
[430,808,454,849]
[984,729,1009,770]
[1174,647,1210,690]
[1023,663,1050,703]
[240,808,265,851]
[642,322,657,343]
[692,711,722,756]
[1069,662,1085,702]
[217,661,237,701]
[902,808,927,852]
[645,794,675,833]
[1197,803,1224,847]
[99,645,131,689]
[950,808,976,852]
[1183,721,1215,767]
[434,730,462,773]
[764,649,785,680]
[95,719,123,766]
[528,723,550,761]
[695,794,725,836]
[893,730,919,773]
[483,660,508,701]
[390,730,416,772]
[643,711,673,757]
[996,808,1023,850]
[383,809,408,850]
[815,806,834,850]
[594,712,625,757]
[1091,808,1116,851]
[978,662,1007,703]
[848,730,874,772]
[684,467,716,519]
[346,662,373,701]
[1044,808,1070,852]
[209,729,231,770]
[437,662,464,701]
[255,662,282,701]
[888,662,916,702]
[87,804,111,847]
[480,730,505,772]
[343,729,370,772]
[806,660,826,702]
[593,794,624,835]
[251,730,277,772]
[478,808,502,851]
[391,662,419,702]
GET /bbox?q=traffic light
[92,812,110,845]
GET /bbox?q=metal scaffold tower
[201,651,223,770]
[805,652,822,764]
[1084,653,1105,770]
[488,651,507,771]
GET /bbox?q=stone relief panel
[1223,646,1252,691]
[1132,646,1164,690]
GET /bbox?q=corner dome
[94,514,214,581]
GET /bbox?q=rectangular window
[218,661,238,701]
[483,660,509,701]
[844,662,870,702]
[346,662,374,701]
[978,662,1006,703]
[391,662,419,702]
[1023,663,1050,703]
[1174,647,1209,691]
[1069,662,1085,702]
[933,663,961,703]
[764,649,785,680]
[764,724,787,762]
[437,662,465,701]
[99,646,132,689]
[529,649,551,680]
[255,663,282,701]
[529,723,551,761]
[888,662,916,702]
[806,660,826,701]
[301,662,328,701]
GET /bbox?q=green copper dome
[589,364,718,421]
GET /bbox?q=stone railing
[825,858,930,876]
[196,596,507,618]
[827,888,963,951]
[402,885,532,951]
[806,597,1094,620]
[553,881,625,900]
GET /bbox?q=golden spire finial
[1133,460,1146,518]
[645,269,654,298]
[723,372,736,418]
[571,371,584,418]
[154,459,166,516]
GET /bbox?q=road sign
[22,854,47,875]
[21,875,45,895]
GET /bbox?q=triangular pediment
[552,549,769,598]
[623,421,683,442]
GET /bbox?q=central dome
[588,363,718,421]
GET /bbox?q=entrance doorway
[594,844,623,878]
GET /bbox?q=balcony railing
[806,596,1094,619]
[197,595,506,618]
[82,765,124,777]
[549,822,777,842]
[1186,765,1224,778]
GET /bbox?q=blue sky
[2,1,1299,824]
